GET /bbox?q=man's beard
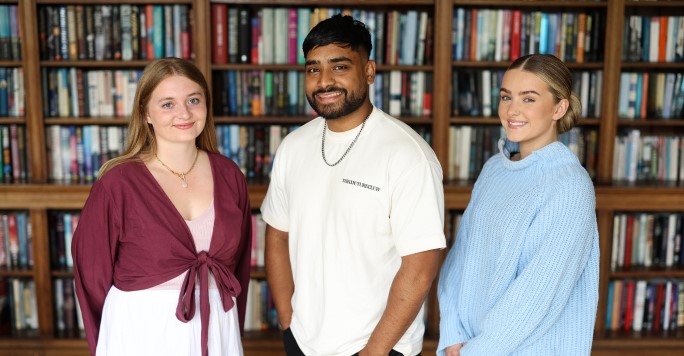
[306,86,367,119]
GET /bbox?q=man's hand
[445,343,464,356]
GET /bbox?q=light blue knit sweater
[437,138,599,356]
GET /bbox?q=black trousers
[282,328,420,356]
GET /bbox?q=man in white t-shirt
[261,14,446,356]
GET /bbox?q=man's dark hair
[302,14,373,59]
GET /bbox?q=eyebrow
[156,92,203,103]
[305,56,353,66]
[499,88,541,96]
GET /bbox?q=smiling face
[145,75,207,147]
[304,44,374,121]
[498,69,568,158]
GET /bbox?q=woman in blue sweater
[438,54,599,356]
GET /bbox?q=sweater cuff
[437,317,469,355]
[459,333,508,356]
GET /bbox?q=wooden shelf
[609,266,684,279]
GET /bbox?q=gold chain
[155,148,200,188]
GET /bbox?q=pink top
[153,200,218,290]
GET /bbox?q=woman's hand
[445,343,465,356]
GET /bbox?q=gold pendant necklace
[155,148,200,188]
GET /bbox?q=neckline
[139,152,218,250]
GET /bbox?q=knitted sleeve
[436,205,473,355]
[461,177,598,355]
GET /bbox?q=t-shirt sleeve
[260,144,289,232]
[390,159,446,255]
[71,181,120,355]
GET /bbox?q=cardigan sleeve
[71,181,120,356]
[461,179,598,355]
[437,201,473,355]
[233,173,252,334]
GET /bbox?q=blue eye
[500,95,510,101]
[162,102,173,109]
[189,98,200,105]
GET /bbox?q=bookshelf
[0,0,682,355]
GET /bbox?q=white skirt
[96,286,243,356]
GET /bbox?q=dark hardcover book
[101,5,112,60]
[0,6,11,60]
[50,6,61,60]
[74,5,85,60]
[93,6,104,60]
[238,7,250,63]
[120,5,132,61]
[227,8,238,63]
[253,125,264,179]
[180,5,191,59]
[130,6,139,60]
[375,12,384,65]
[212,71,224,115]
[111,5,121,60]
[63,279,75,332]
[58,6,68,60]
[246,126,256,179]
[38,7,49,60]
[8,6,19,60]
[84,6,95,60]
[52,213,67,269]
[15,125,26,181]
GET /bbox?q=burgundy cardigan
[72,153,252,356]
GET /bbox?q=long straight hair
[98,58,218,177]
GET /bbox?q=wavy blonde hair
[98,58,218,177]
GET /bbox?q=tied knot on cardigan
[175,250,241,356]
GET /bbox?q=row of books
[452,8,604,63]
[212,69,434,119]
[49,211,79,270]
[606,279,684,332]
[244,279,278,331]
[43,68,141,118]
[0,124,28,184]
[38,4,192,62]
[613,131,684,183]
[0,212,31,270]
[448,125,501,181]
[0,5,21,61]
[618,72,684,120]
[212,70,311,118]
[0,278,38,334]
[452,69,602,119]
[448,126,597,181]
[53,277,84,338]
[211,5,432,66]
[611,213,684,271]
[217,124,295,181]
[46,125,127,183]
[623,15,684,63]
[373,71,432,119]
[0,67,25,117]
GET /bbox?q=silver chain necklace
[321,116,368,167]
